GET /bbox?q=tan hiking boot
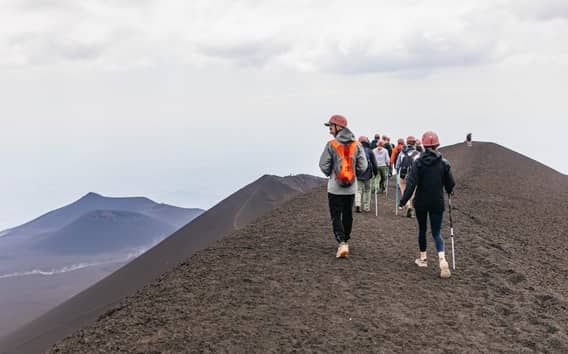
[415,258,428,267]
[439,259,451,278]
[336,242,349,258]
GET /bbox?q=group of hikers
[319,114,456,278]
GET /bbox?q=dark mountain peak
[81,192,103,200]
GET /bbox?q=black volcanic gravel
[50,143,568,353]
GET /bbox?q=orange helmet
[422,131,440,147]
[324,114,348,128]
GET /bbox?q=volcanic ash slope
[50,143,568,352]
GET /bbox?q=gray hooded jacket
[319,127,368,195]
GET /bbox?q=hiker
[370,133,381,149]
[355,136,379,213]
[466,133,472,147]
[382,135,394,159]
[373,140,390,194]
[319,115,368,258]
[390,138,405,175]
[395,136,420,217]
[399,131,455,278]
[416,139,424,153]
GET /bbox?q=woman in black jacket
[399,131,455,278]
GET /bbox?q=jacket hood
[335,127,356,144]
[420,148,442,166]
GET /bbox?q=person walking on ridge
[399,131,455,278]
[390,138,405,175]
[372,140,390,194]
[382,135,394,160]
[319,115,368,258]
[466,133,473,147]
[355,136,379,213]
[395,136,421,217]
[370,133,381,149]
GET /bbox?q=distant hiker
[382,135,394,159]
[390,138,405,174]
[355,136,379,213]
[395,136,420,217]
[416,139,424,153]
[319,115,368,258]
[466,133,473,147]
[370,133,381,149]
[372,140,390,194]
[399,131,455,278]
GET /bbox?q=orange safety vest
[329,140,357,187]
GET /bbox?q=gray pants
[355,179,372,211]
[373,166,389,193]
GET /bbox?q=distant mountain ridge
[0,192,203,241]
[34,210,177,254]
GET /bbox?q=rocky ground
[49,143,568,353]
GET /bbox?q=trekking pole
[395,173,399,216]
[385,168,389,198]
[375,188,378,217]
[448,194,456,270]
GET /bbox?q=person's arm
[371,152,379,176]
[399,162,418,206]
[355,144,368,176]
[443,159,456,195]
[383,151,390,166]
[319,143,333,177]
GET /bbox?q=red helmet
[358,136,369,143]
[397,138,404,145]
[422,131,440,147]
[324,114,348,128]
[406,135,416,144]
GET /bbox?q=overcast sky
[0,0,567,229]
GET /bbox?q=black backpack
[399,150,420,179]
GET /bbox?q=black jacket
[399,149,455,212]
[384,143,393,161]
[357,141,379,181]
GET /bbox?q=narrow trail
[50,170,568,353]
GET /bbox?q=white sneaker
[440,259,451,278]
[336,242,349,258]
[415,258,428,267]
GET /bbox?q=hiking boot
[439,259,451,278]
[356,206,362,213]
[415,258,428,267]
[336,242,349,258]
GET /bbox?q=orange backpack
[329,140,357,187]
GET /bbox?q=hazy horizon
[1,0,567,229]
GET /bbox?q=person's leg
[341,194,355,243]
[328,193,346,243]
[414,208,428,267]
[362,180,372,211]
[429,211,445,253]
[429,210,450,278]
[355,179,363,212]
[379,166,387,192]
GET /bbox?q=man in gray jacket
[319,114,368,258]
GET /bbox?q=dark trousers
[328,193,354,243]
[415,209,445,253]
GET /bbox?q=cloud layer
[1,0,567,74]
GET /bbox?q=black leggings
[415,209,445,253]
[328,193,354,243]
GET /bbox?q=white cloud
[1,0,567,74]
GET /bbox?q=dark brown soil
[49,143,568,353]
